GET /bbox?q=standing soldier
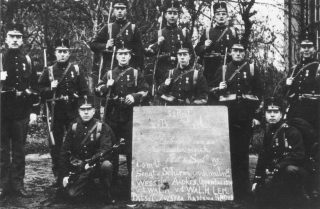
[285,29,320,198]
[145,0,194,89]
[212,40,262,201]
[195,1,237,104]
[58,95,115,204]
[252,97,309,207]
[0,23,38,199]
[95,44,148,185]
[38,38,89,186]
[158,43,208,105]
[90,0,144,117]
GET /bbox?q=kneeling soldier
[252,97,308,207]
[58,95,115,203]
[158,43,208,105]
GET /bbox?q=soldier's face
[177,52,190,67]
[113,6,127,20]
[300,44,316,59]
[231,48,245,62]
[116,52,131,66]
[165,9,179,25]
[6,33,23,49]
[79,107,95,122]
[55,48,71,63]
[265,108,282,124]
[214,10,228,25]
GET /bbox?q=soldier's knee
[101,160,113,173]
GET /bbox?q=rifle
[0,0,3,158]
[44,47,55,146]
[67,139,125,188]
[151,10,164,98]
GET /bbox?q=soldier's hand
[145,47,154,54]
[252,119,261,128]
[219,81,227,90]
[106,39,114,49]
[51,80,58,89]
[286,165,299,173]
[251,183,258,192]
[204,40,212,48]
[62,176,69,188]
[165,78,172,86]
[125,94,135,105]
[193,99,207,105]
[158,36,165,45]
[29,113,37,126]
[286,77,293,86]
[107,79,115,88]
[0,71,8,81]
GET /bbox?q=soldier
[252,97,308,207]
[158,43,208,105]
[95,44,148,183]
[285,29,320,197]
[58,95,115,204]
[195,1,237,104]
[90,0,144,117]
[38,38,89,185]
[0,23,38,199]
[212,40,262,201]
[145,0,194,88]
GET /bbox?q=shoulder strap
[114,67,133,83]
[249,63,254,76]
[193,69,199,85]
[229,27,236,37]
[25,55,32,72]
[96,122,102,139]
[133,68,138,87]
[316,63,320,79]
[116,21,131,38]
[58,63,73,84]
[71,122,77,137]
[173,69,195,83]
[182,28,187,39]
[216,27,229,42]
[74,64,79,76]
[168,69,174,79]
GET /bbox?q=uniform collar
[231,60,245,66]
[57,61,69,69]
[301,57,316,65]
[7,48,22,56]
[118,64,129,71]
[166,23,178,30]
[80,117,96,127]
[178,64,191,71]
[115,18,127,25]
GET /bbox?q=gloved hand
[29,113,37,125]
[106,39,114,49]
[219,81,227,90]
[125,94,135,105]
[204,40,212,48]
[286,77,293,86]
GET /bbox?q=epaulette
[229,26,237,37]
[193,69,199,85]
[25,55,32,72]
[73,64,79,76]
[133,68,138,87]
[249,62,254,76]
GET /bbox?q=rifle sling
[216,27,229,43]
[80,122,99,147]
[113,67,133,83]
[172,69,195,84]
[57,63,73,86]
[227,62,248,83]
[115,22,132,39]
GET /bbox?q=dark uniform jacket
[195,25,237,84]
[254,123,305,183]
[158,65,208,104]
[286,58,320,126]
[96,65,149,122]
[90,19,144,74]
[59,118,115,178]
[1,49,38,119]
[145,24,194,84]
[38,61,89,120]
[213,60,262,121]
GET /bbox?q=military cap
[54,38,70,49]
[113,0,128,8]
[6,22,24,36]
[177,41,192,54]
[264,97,283,111]
[231,38,245,50]
[116,40,131,53]
[213,1,228,13]
[78,95,95,109]
[163,0,181,12]
[299,29,316,46]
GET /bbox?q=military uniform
[158,65,208,105]
[59,117,115,199]
[38,61,89,177]
[214,59,262,200]
[286,58,320,132]
[253,122,307,205]
[0,24,38,197]
[96,64,148,177]
[195,25,237,87]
